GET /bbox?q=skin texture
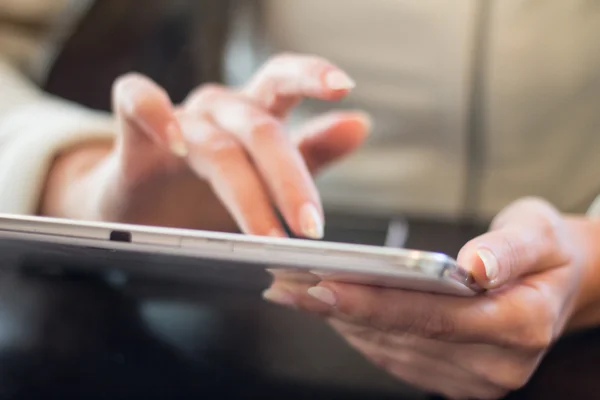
[38,52,600,399]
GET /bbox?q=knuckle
[510,298,557,351]
[204,136,244,162]
[113,75,168,115]
[345,324,374,341]
[420,310,455,339]
[537,217,572,266]
[114,73,158,95]
[366,352,393,371]
[537,212,563,247]
[402,307,455,339]
[358,300,398,334]
[491,366,534,392]
[472,358,530,393]
[192,126,245,162]
[471,354,537,393]
[360,295,456,339]
[391,349,418,366]
[114,72,148,89]
[498,235,522,278]
[501,375,531,393]
[518,319,555,352]
[514,196,551,208]
[266,52,298,68]
[196,83,225,99]
[492,196,559,228]
[259,53,294,79]
[508,196,557,216]
[247,118,283,144]
[266,52,329,74]
[352,328,395,350]
[186,83,226,107]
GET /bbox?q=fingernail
[262,288,296,308]
[307,286,337,307]
[325,71,356,91]
[299,203,324,239]
[166,122,188,157]
[478,249,499,284]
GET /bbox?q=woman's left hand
[264,198,600,399]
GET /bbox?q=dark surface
[0,214,596,399]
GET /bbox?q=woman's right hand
[41,54,370,236]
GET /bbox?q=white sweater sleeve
[0,1,116,215]
[0,77,116,215]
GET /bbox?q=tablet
[0,214,484,296]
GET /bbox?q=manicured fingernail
[166,122,188,157]
[325,71,356,91]
[262,288,296,308]
[307,287,337,307]
[478,249,499,284]
[299,203,324,239]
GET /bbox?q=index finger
[241,53,355,118]
[184,87,324,239]
[267,278,554,349]
[113,73,187,157]
[304,282,492,343]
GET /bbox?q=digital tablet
[0,214,484,296]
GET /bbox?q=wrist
[565,216,600,331]
[39,140,113,219]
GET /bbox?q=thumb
[112,73,187,159]
[457,198,571,289]
[293,111,370,175]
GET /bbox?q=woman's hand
[264,198,600,399]
[41,53,370,235]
